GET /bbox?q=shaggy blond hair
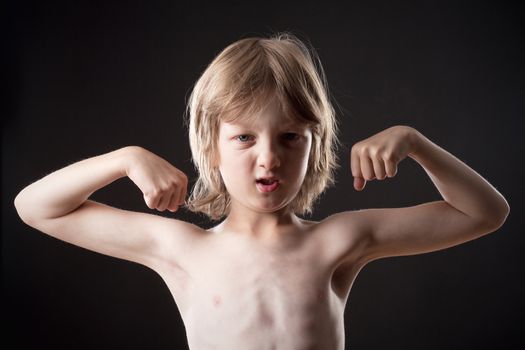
[183,32,341,221]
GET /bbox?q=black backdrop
[3,0,523,349]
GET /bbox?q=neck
[213,203,302,240]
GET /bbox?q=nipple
[212,295,222,307]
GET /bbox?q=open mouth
[256,178,280,192]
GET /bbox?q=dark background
[3,0,523,349]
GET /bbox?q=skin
[212,96,313,241]
[14,101,509,349]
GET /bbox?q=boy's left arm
[332,125,510,262]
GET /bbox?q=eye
[236,135,254,143]
[284,133,301,141]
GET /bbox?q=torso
[155,216,368,350]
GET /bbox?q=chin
[253,200,291,213]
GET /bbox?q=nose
[257,138,281,170]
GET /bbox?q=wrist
[406,127,425,158]
[115,146,144,177]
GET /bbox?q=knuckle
[144,189,158,198]
[383,152,396,162]
[369,147,380,158]
[170,179,182,189]
[177,169,188,180]
[357,146,367,156]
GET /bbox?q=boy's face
[216,97,312,214]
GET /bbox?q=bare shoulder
[308,210,373,267]
[143,212,208,270]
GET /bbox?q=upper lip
[256,176,279,182]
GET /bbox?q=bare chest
[159,230,360,349]
[158,229,362,349]
[187,245,341,348]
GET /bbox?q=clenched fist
[350,125,418,191]
[124,146,188,212]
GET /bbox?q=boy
[14,33,509,349]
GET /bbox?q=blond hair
[183,32,341,221]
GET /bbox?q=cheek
[292,142,312,164]
[287,149,308,167]
[218,150,251,177]
[298,145,314,175]
[221,148,244,164]
[281,148,310,179]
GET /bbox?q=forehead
[220,96,307,129]
[222,117,303,129]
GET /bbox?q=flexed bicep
[31,200,203,270]
[356,201,501,261]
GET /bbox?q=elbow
[497,203,511,229]
[14,193,27,223]
[484,201,510,232]
[495,199,510,228]
[14,191,36,226]
[14,192,24,218]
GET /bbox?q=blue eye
[236,135,253,142]
[235,134,300,143]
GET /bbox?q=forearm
[14,146,134,222]
[408,129,510,227]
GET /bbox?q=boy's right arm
[14,146,203,271]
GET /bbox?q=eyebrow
[282,120,303,127]
[229,119,304,128]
